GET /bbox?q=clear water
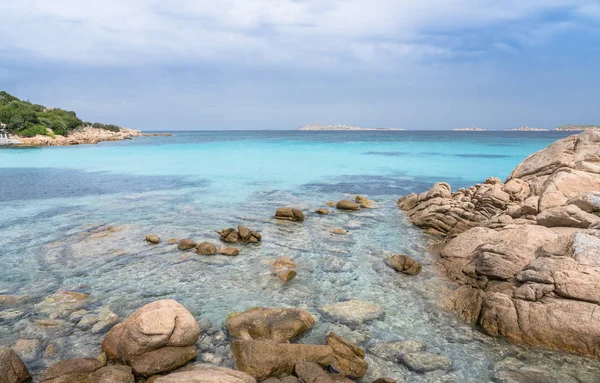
[1,131,597,382]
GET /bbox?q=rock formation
[398,130,600,356]
[275,208,305,222]
[219,226,262,244]
[101,299,200,376]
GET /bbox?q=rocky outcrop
[102,299,200,376]
[219,226,262,244]
[398,130,600,357]
[15,127,158,147]
[226,307,315,342]
[275,208,305,222]
[0,347,31,383]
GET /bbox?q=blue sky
[0,1,599,130]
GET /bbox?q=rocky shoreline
[12,127,171,147]
[398,130,600,357]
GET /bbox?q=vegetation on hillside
[0,91,123,137]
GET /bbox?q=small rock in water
[167,238,179,244]
[0,310,24,321]
[336,200,360,211]
[360,199,378,209]
[145,234,161,244]
[275,207,305,222]
[315,208,332,215]
[386,254,422,275]
[398,352,452,373]
[320,300,384,324]
[330,228,347,235]
[368,340,426,361]
[326,201,336,207]
[196,242,218,255]
[77,314,98,330]
[270,257,297,284]
[177,238,197,251]
[355,195,368,203]
[277,269,297,283]
[219,246,240,256]
[43,344,56,359]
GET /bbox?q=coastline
[10,127,172,147]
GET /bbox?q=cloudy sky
[1,1,599,130]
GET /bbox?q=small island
[0,91,170,146]
[297,124,404,131]
[452,127,486,131]
[552,124,600,131]
[507,126,548,131]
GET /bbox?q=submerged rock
[149,365,256,383]
[320,300,384,324]
[102,299,200,376]
[226,307,315,342]
[385,255,422,275]
[231,340,333,381]
[145,234,161,244]
[219,247,240,256]
[398,352,452,373]
[275,207,305,222]
[42,357,105,382]
[270,257,297,283]
[316,208,332,215]
[0,346,31,383]
[336,200,360,211]
[11,339,41,362]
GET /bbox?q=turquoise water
[1,130,598,382]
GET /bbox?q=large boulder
[275,208,305,222]
[0,347,31,383]
[226,307,315,342]
[102,299,200,376]
[231,340,333,381]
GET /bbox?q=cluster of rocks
[15,127,169,147]
[219,226,262,244]
[1,300,405,383]
[398,130,600,356]
[145,232,245,256]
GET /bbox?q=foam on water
[1,130,598,382]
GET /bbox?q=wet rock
[42,358,105,382]
[398,352,452,373]
[11,339,41,362]
[336,201,360,211]
[329,228,347,235]
[91,306,118,334]
[167,238,179,245]
[145,234,161,244]
[326,202,336,207]
[150,365,256,383]
[102,299,200,376]
[231,339,333,381]
[270,257,297,284]
[36,290,89,313]
[0,310,23,321]
[226,307,315,342]
[360,200,378,209]
[281,376,301,383]
[43,344,56,359]
[327,333,367,378]
[367,340,426,361]
[277,270,297,283]
[0,346,31,383]
[355,195,367,203]
[385,255,422,275]
[315,208,332,215]
[77,314,98,330]
[177,239,197,251]
[275,208,305,222]
[196,242,218,255]
[91,365,134,383]
[219,247,240,256]
[320,300,384,324]
[0,295,28,306]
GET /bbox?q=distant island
[297,124,405,131]
[0,90,170,146]
[552,124,600,131]
[452,127,486,131]
[507,126,548,131]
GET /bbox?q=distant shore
[297,124,405,131]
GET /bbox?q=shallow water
[1,130,598,382]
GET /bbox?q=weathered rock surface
[231,340,334,381]
[42,358,105,382]
[226,307,315,342]
[219,226,262,244]
[149,365,256,383]
[327,333,367,378]
[16,127,150,147]
[0,347,31,383]
[398,352,452,373]
[385,255,422,275]
[102,299,200,376]
[275,207,305,222]
[398,130,600,357]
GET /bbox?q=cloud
[0,0,596,69]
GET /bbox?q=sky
[0,1,599,130]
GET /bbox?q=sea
[1,130,598,382]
